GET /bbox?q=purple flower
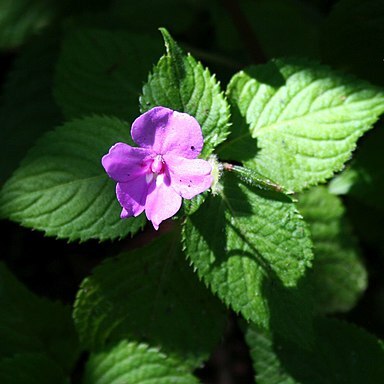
[102,106,213,230]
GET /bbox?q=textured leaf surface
[0,33,62,183]
[0,116,145,241]
[298,187,367,314]
[141,28,231,157]
[74,231,225,366]
[0,353,68,384]
[221,58,384,191]
[54,28,163,121]
[0,263,79,373]
[246,327,296,384]
[83,340,198,384]
[246,319,384,384]
[182,173,313,335]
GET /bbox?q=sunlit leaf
[221,58,384,191]
[0,116,145,241]
[141,28,231,157]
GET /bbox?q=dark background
[1,1,384,382]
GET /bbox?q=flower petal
[116,175,149,217]
[145,173,182,230]
[164,154,212,199]
[102,143,152,182]
[131,106,203,158]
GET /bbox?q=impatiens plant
[1,1,384,383]
[102,106,212,229]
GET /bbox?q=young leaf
[0,263,79,373]
[0,33,62,183]
[0,116,145,241]
[74,231,226,367]
[54,28,163,121]
[0,353,69,384]
[83,340,199,384]
[246,318,384,384]
[297,187,367,314]
[141,28,231,157]
[182,173,313,338]
[222,58,384,191]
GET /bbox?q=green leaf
[246,327,296,384]
[182,172,313,338]
[221,58,384,191]
[330,125,384,212]
[0,0,64,49]
[0,116,145,241]
[83,340,199,384]
[297,186,367,314]
[0,33,62,184]
[0,324,41,359]
[246,318,384,384]
[0,353,69,384]
[0,263,79,373]
[74,230,226,367]
[54,28,163,121]
[182,192,208,216]
[141,28,231,157]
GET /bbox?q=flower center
[151,154,164,174]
